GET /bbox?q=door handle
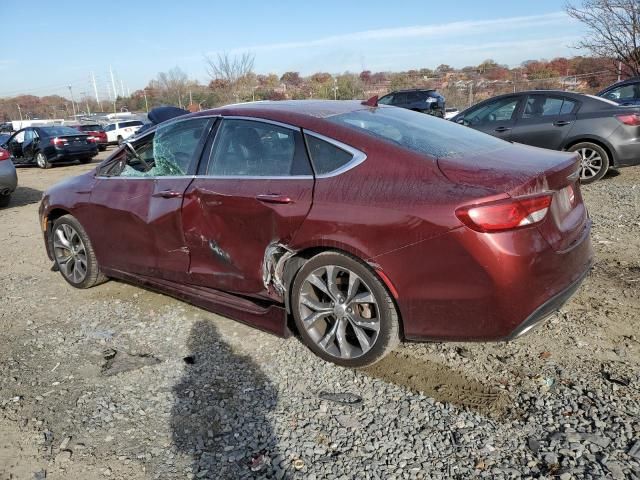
[256,193,293,204]
[494,126,511,132]
[152,190,182,199]
[553,120,572,127]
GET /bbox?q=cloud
[228,12,571,54]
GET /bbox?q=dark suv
[597,77,640,106]
[378,89,446,117]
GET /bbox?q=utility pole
[110,66,117,100]
[16,104,23,121]
[618,60,622,82]
[189,89,193,106]
[91,71,101,110]
[333,77,338,100]
[120,78,125,98]
[68,85,77,119]
[143,90,149,113]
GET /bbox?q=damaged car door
[182,118,314,298]
[89,117,213,279]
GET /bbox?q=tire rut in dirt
[362,351,511,417]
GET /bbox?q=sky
[0,0,586,99]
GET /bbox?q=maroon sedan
[39,101,593,367]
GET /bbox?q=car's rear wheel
[36,152,51,169]
[117,135,124,145]
[291,251,399,367]
[568,142,609,184]
[51,215,107,289]
[0,194,10,207]
[79,157,93,164]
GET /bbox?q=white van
[104,120,144,144]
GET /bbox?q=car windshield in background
[77,124,104,132]
[329,106,507,158]
[41,126,86,136]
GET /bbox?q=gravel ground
[1,151,639,480]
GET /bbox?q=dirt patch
[362,351,511,416]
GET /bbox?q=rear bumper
[50,148,98,162]
[0,165,17,194]
[610,127,640,167]
[504,264,590,340]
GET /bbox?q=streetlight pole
[68,85,77,119]
[16,104,23,121]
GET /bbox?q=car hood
[436,142,580,196]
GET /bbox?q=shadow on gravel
[3,186,43,208]
[171,320,286,479]
[362,351,511,417]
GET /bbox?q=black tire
[79,157,93,164]
[117,135,123,145]
[291,251,400,368]
[567,142,610,184]
[98,145,107,151]
[51,215,107,289]
[0,194,10,208]
[35,151,51,169]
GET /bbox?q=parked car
[69,124,108,151]
[452,90,640,183]
[40,100,592,367]
[104,120,144,145]
[444,107,460,119]
[2,126,98,169]
[0,122,13,133]
[597,77,640,106]
[378,89,446,117]
[0,145,17,207]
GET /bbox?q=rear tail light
[456,194,553,233]
[0,148,10,161]
[87,136,96,143]
[50,137,68,146]
[616,113,640,126]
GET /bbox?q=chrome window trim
[195,175,314,180]
[222,116,301,132]
[95,175,196,180]
[303,130,367,178]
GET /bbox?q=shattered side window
[116,118,210,177]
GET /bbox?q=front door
[88,117,214,280]
[183,118,314,298]
[463,95,521,141]
[510,94,577,150]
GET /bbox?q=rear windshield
[76,124,104,132]
[121,121,143,127]
[40,126,86,136]
[328,106,507,158]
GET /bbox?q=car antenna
[361,95,378,107]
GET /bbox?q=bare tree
[205,52,255,84]
[567,0,640,76]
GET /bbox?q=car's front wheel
[291,251,400,367]
[35,152,51,169]
[568,142,610,184]
[51,215,107,289]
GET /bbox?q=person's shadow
[171,320,285,479]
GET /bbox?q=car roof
[597,77,640,94]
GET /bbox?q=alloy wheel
[36,153,47,168]
[578,147,602,181]
[298,265,380,360]
[53,223,88,283]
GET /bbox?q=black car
[2,126,98,169]
[452,90,640,183]
[597,77,640,106]
[378,89,446,117]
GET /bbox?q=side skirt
[102,268,291,338]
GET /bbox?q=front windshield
[329,106,507,158]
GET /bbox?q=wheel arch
[563,137,616,166]
[281,245,405,340]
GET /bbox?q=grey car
[452,90,640,183]
[0,133,17,207]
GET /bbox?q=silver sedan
[0,139,17,207]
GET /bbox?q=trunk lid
[438,143,588,252]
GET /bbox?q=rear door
[182,117,314,298]
[510,94,577,149]
[462,95,521,141]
